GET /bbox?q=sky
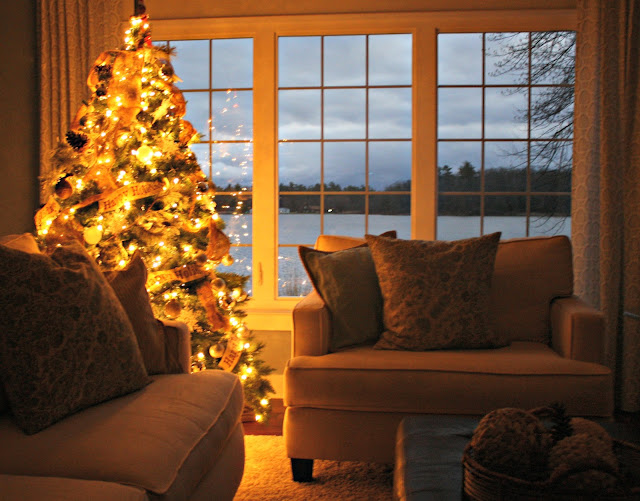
[163,32,574,192]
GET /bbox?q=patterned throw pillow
[299,231,397,351]
[0,243,149,434]
[104,252,167,375]
[366,232,503,351]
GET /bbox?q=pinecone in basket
[549,402,573,445]
[549,432,619,491]
[570,417,613,448]
[470,408,551,481]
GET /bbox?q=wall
[0,0,39,235]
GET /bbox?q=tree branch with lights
[35,9,274,422]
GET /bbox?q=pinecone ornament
[549,402,573,445]
[470,408,551,480]
[65,130,89,151]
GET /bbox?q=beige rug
[234,435,393,500]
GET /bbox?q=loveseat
[0,233,245,501]
[284,233,614,481]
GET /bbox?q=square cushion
[299,231,396,351]
[0,243,149,434]
[105,252,167,375]
[366,232,503,350]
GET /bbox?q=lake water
[218,214,571,296]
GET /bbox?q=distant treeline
[214,162,571,216]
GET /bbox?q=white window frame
[153,9,576,330]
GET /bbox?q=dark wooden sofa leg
[291,458,314,482]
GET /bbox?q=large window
[155,10,576,328]
[277,34,412,297]
[437,32,574,240]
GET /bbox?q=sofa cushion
[0,371,244,499]
[284,342,613,417]
[366,232,503,350]
[0,243,149,434]
[0,474,149,501]
[105,252,167,375]
[491,236,573,344]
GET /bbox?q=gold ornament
[221,254,234,266]
[83,226,103,245]
[209,343,225,358]
[164,298,181,319]
[211,277,226,290]
[196,252,208,265]
[54,178,73,200]
[136,144,154,164]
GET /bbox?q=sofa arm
[292,290,331,357]
[159,319,192,374]
[551,296,606,364]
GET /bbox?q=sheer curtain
[572,0,640,410]
[38,0,123,198]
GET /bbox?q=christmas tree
[34,6,274,422]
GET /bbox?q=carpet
[234,435,394,500]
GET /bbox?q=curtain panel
[572,0,640,410]
[38,0,123,200]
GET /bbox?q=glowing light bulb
[260,399,269,407]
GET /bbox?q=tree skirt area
[234,435,393,500]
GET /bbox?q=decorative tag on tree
[217,341,242,371]
[206,220,231,262]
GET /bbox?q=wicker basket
[462,440,640,501]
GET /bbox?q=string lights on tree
[35,1,273,422]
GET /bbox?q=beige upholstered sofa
[0,234,244,501]
[284,234,614,481]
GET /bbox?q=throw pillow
[366,232,503,351]
[299,231,397,351]
[0,234,41,415]
[104,252,167,375]
[0,243,149,434]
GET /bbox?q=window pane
[189,143,210,175]
[324,36,366,86]
[485,88,528,138]
[171,40,209,90]
[212,38,253,88]
[484,141,527,191]
[530,87,574,139]
[279,142,320,189]
[212,142,253,190]
[182,91,210,140]
[324,196,365,236]
[369,141,411,192]
[438,88,482,139]
[438,142,482,191]
[530,195,571,236]
[370,194,410,216]
[279,36,321,87]
[219,201,252,244]
[278,247,313,297]
[279,196,320,245]
[324,142,365,189]
[217,245,253,292]
[368,212,411,239]
[437,195,481,239]
[531,32,575,85]
[369,34,412,85]
[484,195,527,238]
[324,89,366,139]
[212,90,253,140]
[485,33,529,85]
[531,141,572,192]
[369,88,412,139]
[278,90,321,140]
[438,33,482,85]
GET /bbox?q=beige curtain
[38,0,123,198]
[572,0,640,411]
